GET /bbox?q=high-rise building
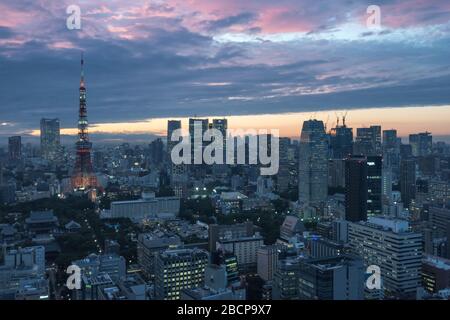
[272,255,302,300]
[149,138,164,166]
[257,245,280,282]
[211,250,240,284]
[167,120,181,157]
[167,120,187,197]
[71,54,98,190]
[428,206,450,235]
[93,150,105,170]
[382,129,401,185]
[354,126,381,156]
[422,255,450,294]
[328,159,346,189]
[0,162,15,205]
[277,137,291,192]
[0,184,15,205]
[8,136,21,162]
[332,219,349,243]
[137,233,182,279]
[212,118,227,143]
[330,117,353,159]
[297,255,365,300]
[400,143,413,159]
[382,129,400,179]
[409,132,432,157]
[40,118,60,161]
[298,120,328,209]
[367,156,382,216]
[382,166,393,204]
[383,129,399,150]
[348,216,422,299]
[345,155,368,222]
[211,118,228,174]
[208,221,255,252]
[189,118,209,165]
[217,234,264,273]
[154,248,209,300]
[400,159,416,207]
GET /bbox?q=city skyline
[1,104,450,145]
[1,0,450,142]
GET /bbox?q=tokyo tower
[71,54,98,190]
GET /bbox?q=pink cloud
[0,3,36,28]
[48,41,76,50]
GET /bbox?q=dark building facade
[40,118,61,161]
[330,120,353,159]
[367,156,382,216]
[345,155,368,222]
[400,159,416,207]
[8,136,21,162]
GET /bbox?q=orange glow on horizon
[29,105,450,140]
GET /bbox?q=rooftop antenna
[343,111,348,127]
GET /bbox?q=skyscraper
[167,120,187,197]
[212,118,227,141]
[188,118,209,165]
[348,217,422,299]
[298,120,328,210]
[277,137,291,192]
[367,156,382,217]
[212,118,228,169]
[345,155,368,222]
[40,118,60,161]
[167,120,181,158]
[382,129,400,179]
[409,132,432,157]
[330,117,353,159]
[149,138,164,166]
[71,54,98,191]
[382,166,393,204]
[8,136,21,162]
[354,126,381,156]
[400,159,416,207]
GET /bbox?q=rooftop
[361,216,411,233]
[26,210,58,223]
[220,192,248,201]
[423,255,450,271]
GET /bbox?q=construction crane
[324,114,330,132]
[342,111,348,127]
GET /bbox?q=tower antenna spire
[80,52,85,87]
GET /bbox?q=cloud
[0,0,449,140]
[0,27,14,39]
[203,12,257,31]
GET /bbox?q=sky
[1,0,450,144]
